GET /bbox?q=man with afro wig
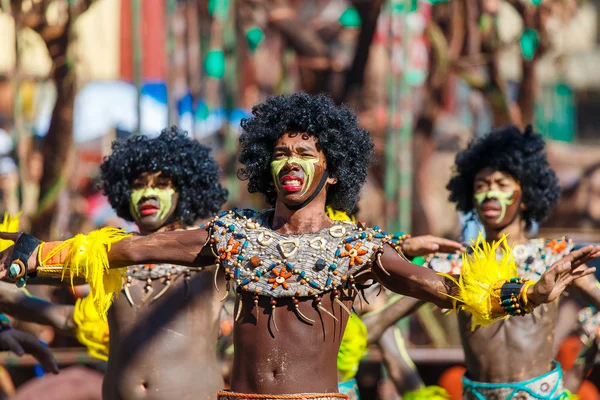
[0,127,229,400]
[2,95,599,400]
[421,126,600,399]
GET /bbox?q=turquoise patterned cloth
[338,379,360,400]
[462,362,568,400]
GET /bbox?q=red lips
[480,200,501,218]
[481,200,500,212]
[139,203,159,216]
[280,175,304,192]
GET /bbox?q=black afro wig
[447,125,559,229]
[237,92,374,213]
[100,126,228,225]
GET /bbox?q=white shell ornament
[258,231,274,246]
[278,239,300,258]
[329,225,346,238]
[309,237,327,250]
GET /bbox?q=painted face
[270,133,334,208]
[129,172,179,232]
[473,168,523,229]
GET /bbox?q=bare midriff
[459,300,559,383]
[231,292,353,395]
[103,266,224,400]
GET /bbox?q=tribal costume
[427,238,575,399]
[205,208,401,326]
[462,362,567,400]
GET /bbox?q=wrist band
[8,233,41,288]
[497,277,535,317]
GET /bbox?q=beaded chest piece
[206,209,395,323]
[577,306,600,349]
[123,263,201,306]
[427,237,574,281]
[207,209,389,298]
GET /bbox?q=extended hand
[529,245,600,306]
[401,235,466,258]
[0,328,59,374]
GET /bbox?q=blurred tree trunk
[33,17,73,240]
[4,0,97,240]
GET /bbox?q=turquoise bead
[9,264,20,278]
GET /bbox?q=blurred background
[1,0,600,398]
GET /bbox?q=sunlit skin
[1,134,599,396]
[360,168,600,388]
[104,171,226,400]
[129,172,181,234]
[460,168,600,384]
[473,168,528,244]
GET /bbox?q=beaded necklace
[123,263,204,307]
[205,209,407,325]
[426,237,574,281]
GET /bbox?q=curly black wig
[100,126,228,225]
[447,125,559,229]
[237,92,373,213]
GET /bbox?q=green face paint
[130,187,176,221]
[474,189,515,223]
[270,156,319,196]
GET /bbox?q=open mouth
[480,200,501,218]
[139,202,160,216]
[280,175,304,193]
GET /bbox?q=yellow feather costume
[38,228,131,319]
[0,213,21,252]
[0,214,112,359]
[73,295,109,361]
[437,232,518,329]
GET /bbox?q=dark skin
[129,172,182,234]
[366,169,600,388]
[462,169,600,383]
[2,135,599,395]
[104,172,226,400]
[1,172,225,400]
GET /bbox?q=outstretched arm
[371,248,458,309]
[0,228,213,278]
[372,244,600,319]
[0,326,59,374]
[0,281,75,336]
[99,228,213,268]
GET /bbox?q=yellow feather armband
[73,295,109,361]
[37,228,132,319]
[0,213,20,252]
[437,233,537,329]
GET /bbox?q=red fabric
[556,336,584,371]
[438,365,466,400]
[577,380,600,400]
